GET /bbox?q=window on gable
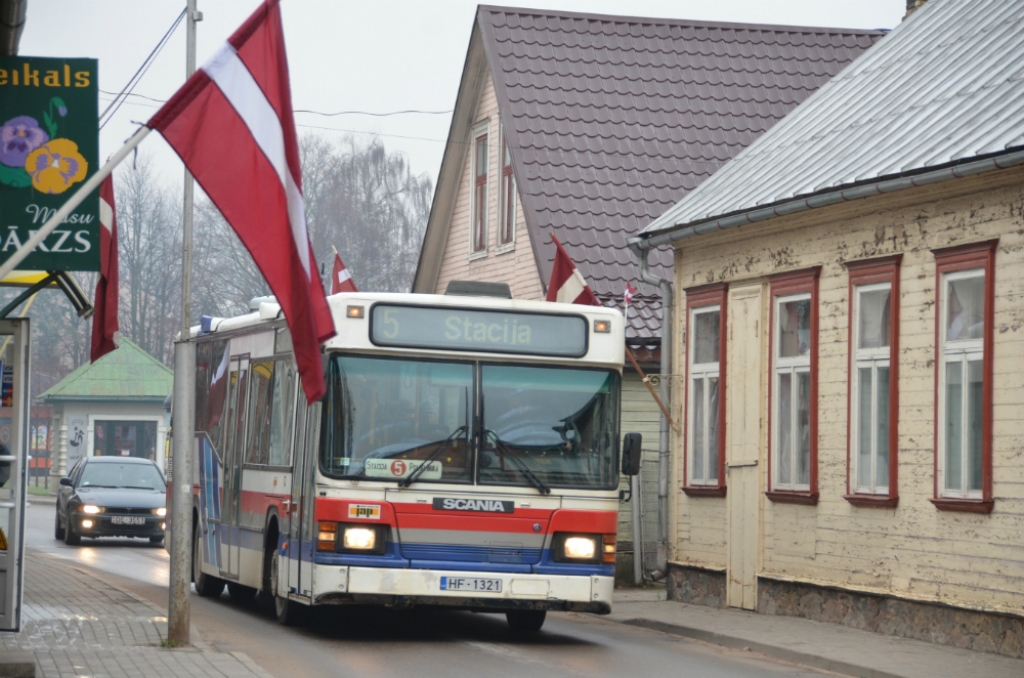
[683,283,727,497]
[767,268,820,505]
[845,256,900,508]
[472,131,488,254]
[499,133,515,247]
[931,240,995,514]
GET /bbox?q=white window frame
[772,292,812,492]
[688,305,720,486]
[937,268,985,500]
[851,282,892,495]
[495,126,516,254]
[469,120,490,260]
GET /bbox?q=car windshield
[79,462,165,490]
[479,364,619,490]
[320,355,474,484]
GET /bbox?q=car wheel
[63,510,81,546]
[506,610,546,632]
[272,550,305,626]
[192,523,225,597]
[54,507,65,540]
[149,534,164,545]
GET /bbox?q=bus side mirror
[621,432,642,476]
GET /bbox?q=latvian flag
[146,0,335,403]
[90,175,120,362]
[546,234,599,306]
[330,246,358,294]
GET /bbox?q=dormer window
[471,126,489,255]
[499,133,515,248]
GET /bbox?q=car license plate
[440,576,502,592]
[111,516,146,525]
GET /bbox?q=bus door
[285,400,319,598]
[0,319,29,632]
[219,356,248,580]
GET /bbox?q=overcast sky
[20,0,903,189]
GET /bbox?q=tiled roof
[640,0,1024,239]
[478,6,883,339]
[39,339,173,402]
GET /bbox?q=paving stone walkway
[1,550,274,678]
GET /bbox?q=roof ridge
[477,4,888,36]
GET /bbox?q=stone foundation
[757,577,1024,659]
[665,563,726,608]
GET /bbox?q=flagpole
[168,0,200,646]
[0,126,150,282]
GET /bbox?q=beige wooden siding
[617,369,663,541]
[672,165,1024,615]
[433,71,544,300]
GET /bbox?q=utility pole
[168,0,201,646]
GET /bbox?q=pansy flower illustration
[0,116,49,168]
[24,138,88,194]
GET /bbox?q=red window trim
[499,134,515,246]
[681,282,727,498]
[929,239,997,515]
[766,267,821,506]
[843,255,901,509]
[472,132,488,253]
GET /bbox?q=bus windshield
[479,364,619,490]
[319,355,620,490]
[320,355,474,484]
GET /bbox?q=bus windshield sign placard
[369,304,587,357]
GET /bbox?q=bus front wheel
[271,550,305,626]
[506,610,546,632]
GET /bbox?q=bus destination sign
[370,304,588,358]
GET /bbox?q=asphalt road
[25,500,828,678]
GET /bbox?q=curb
[620,618,904,678]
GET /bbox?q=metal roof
[639,0,1024,241]
[39,339,173,402]
[414,6,882,341]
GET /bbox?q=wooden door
[725,284,765,610]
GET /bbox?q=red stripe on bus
[548,509,618,534]
[240,489,290,515]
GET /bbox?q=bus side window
[248,361,275,465]
[268,361,295,467]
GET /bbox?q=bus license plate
[111,516,146,525]
[440,577,502,593]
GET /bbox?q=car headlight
[562,536,597,560]
[154,507,167,517]
[343,527,377,550]
[80,505,102,514]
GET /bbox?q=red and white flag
[146,0,335,403]
[546,234,599,306]
[90,175,120,362]
[330,246,358,294]
[624,283,637,307]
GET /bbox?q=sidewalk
[1,550,275,678]
[608,588,1024,678]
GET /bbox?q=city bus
[183,283,641,630]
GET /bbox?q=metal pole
[167,0,199,646]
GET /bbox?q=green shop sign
[0,56,99,272]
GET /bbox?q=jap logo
[347,504,381,520]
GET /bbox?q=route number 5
[381,309,399,339]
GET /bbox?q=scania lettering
[175,288,639,632]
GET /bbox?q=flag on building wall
[330,246,358,294]
[145,0,335,403]
[90,174,119,362]
[546,234,599,306]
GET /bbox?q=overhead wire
[99,7,186,130]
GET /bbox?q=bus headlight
[343,527,377,550]
[562,536,597,560]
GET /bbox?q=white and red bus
[182,284,641,630]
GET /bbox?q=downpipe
[632,243,672,576]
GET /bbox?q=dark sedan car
[55,456,167,546]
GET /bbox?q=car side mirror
[60,477,73,487]
[621,432,642,476]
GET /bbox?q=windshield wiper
[399,424,469,488]
[81,484,119,489]
[485,430,550,495]
[120,485,160,490]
